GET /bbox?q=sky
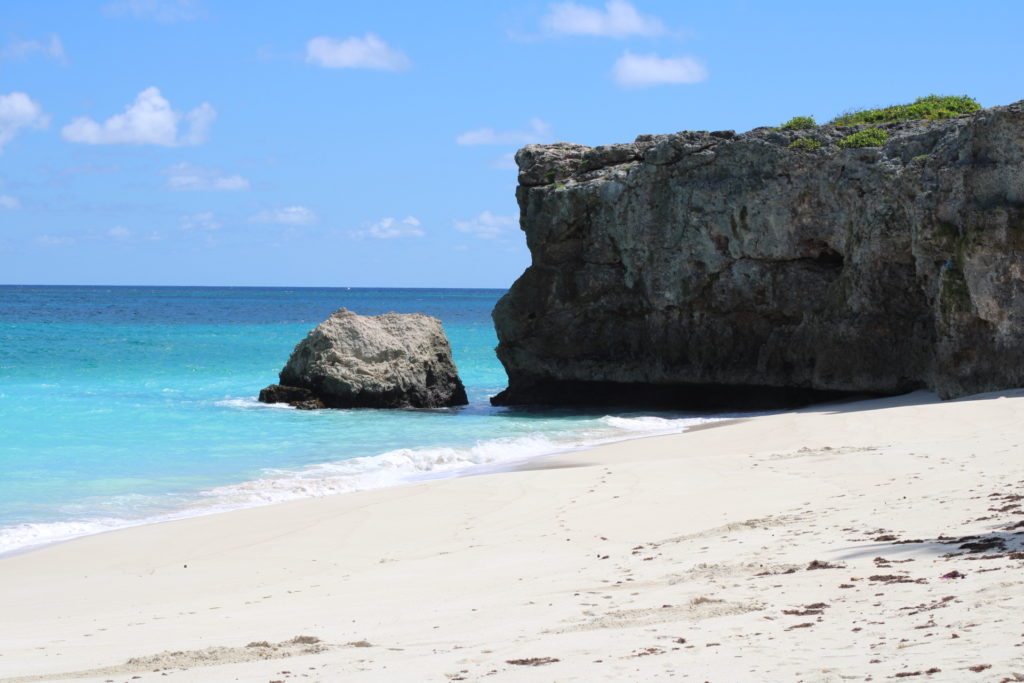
[1,1,1021,288]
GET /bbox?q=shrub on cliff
[788,138,821,152]
[838,128,889,149]
[780,115,816,131]
[832,95,980,125]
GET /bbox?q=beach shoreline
[2,390,1023,681]
[0,408,726,560]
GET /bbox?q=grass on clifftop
[780,115,816,131]
[831,94,980,126]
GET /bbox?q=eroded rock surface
[260,308,467,409]
[493,100,1024,407]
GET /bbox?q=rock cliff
[260,308,468,409]
[492,100,1024,407]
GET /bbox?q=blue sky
[1,0,1021,287]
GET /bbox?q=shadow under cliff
[490,378,887,412]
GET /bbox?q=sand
[2,390,1023,682]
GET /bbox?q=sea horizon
[0,283,511,291]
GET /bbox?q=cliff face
[492,100,1024,407]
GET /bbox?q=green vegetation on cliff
[838,128,890,149]
[832,95,980,126]
[780,115,817,131]
[788,138,822,152]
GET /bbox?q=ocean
[0,285,722,555]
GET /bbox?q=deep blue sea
[0,286,719,554]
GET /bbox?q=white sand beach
[2,391,1023,682]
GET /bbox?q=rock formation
[260,308,468,409]
[492,100,1024,407]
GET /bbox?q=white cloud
[36,235,75,247]
[107,225,132,240]
[249,206,317,225]
[542,0,664,38]
[179,211,221,231]
[612,51,707,88]
[358,216,424,239]
[180,102,216,146]
[0,92,49,153]
[306,34,411,71]
[491,153,518,170]
[61,87,216,146]
[103,0,204,22]
[456,118,552,146]
[164,162,249,191]
[0,195,20,209]
[454,211,518,239]
[1,34,66,63]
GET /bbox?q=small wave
[204,434,563,505]
[0,412,727,555]
[0,518,137,556]
[601,414,707,432]
[215,396,293,410]
[200,414,724,507]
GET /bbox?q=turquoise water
[0,286,717,553]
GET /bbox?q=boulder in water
[259,308,468,409]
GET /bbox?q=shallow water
[0,285,721,553]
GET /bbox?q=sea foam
[0,414,719,556]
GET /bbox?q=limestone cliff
[492,100,1024,407]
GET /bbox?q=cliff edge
[492,99,1024,407]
